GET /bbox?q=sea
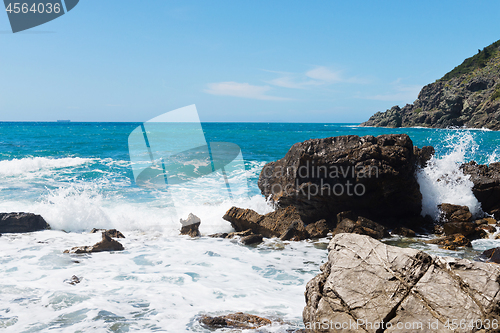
[1,122,500,332]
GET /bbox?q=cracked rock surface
[303,233,500,332]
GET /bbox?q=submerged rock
[64,233,124,254]
[0,213,50,233]
[258,134,425,225]
[180,213,201,237]
[304,233,500,332]
[200,312,271,330]
[90,228,125,238]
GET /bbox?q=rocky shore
[361,40,500,130]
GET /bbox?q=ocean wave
[0,157,94,177]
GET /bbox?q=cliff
[361,40,500,130]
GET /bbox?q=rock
[227,229,253,238]
[332,212,389,239]
[209,232,228,238]
[480,248,500,264]
[413,145,435,168]
[240,234,263,245]
[303,233,500,332]
[180,213,201,237]
[305,219,330,239]
[200,312,271,329]
[475,218,488,225]
[64,232,124,254]
[486,217,498,224]
[462,161,500,216]
[391,226,416,237]
[443,221,476,236]
[258,134,424,225]
[0,213,50,233]
[65,275,81,285]
[90,228,125,238]
[426,234,472,250]
[360,40,500,130]
[438,203,473,222]
[223,206,309,241]
[478,224,496,234]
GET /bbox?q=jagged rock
[200,312,271,329]
[413,145,435,168]
[438,203,473,222]
[258,134,425,225]
[65,275,81,285]
[391,226,416,237]
[228,229,253,238]
[332,211,389,239]
[90,228,125,238]
[303,233,500,332]
[209,232,229,238]
[426,234,472,250]
[478,224,496,234]
[240,234,263,245]
[223,206,309,241]
[361,40,500,130]
[0,213,50,233]
[180,213,201,237]
[64,233,124,254]
[443,222,476,236]
[305,219,330,239]
[480,248,500,264]
[461,161,500,216]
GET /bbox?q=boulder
[90,228,125,238]
[461,161,500,216]
[391,226,416,237]
[180,213,201,237]
[480,248,500,264]
[442,222,476,236]
[332,212,389,239]
[200,312,272,330]
[305,219,330,239]
[258,134,424,225]
[223,206,309,241]
[64,232,124,254]
[438,203,472,222]
[240,234,263,245]
[303,233,500,332]
[0,213,50,233]
[426,234,472,250]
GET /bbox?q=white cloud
[305,67,342,83]
[367,80,422,102]
[204,82,288,100]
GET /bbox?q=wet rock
[223,206,309,241]
[258,134,423,225]
[0,213,50,233]
[304,233,500,332]
[391,226,416,237]
[443,221,476,236]
[227,229,253,238]
[475,218,488,225]
[200,312,272,329]
[90,228,125,238]
[332,211,389,239]
[208,232,228,238]
[180,213,201,237]
[461,161,500,216]
[438,203,472,222]
[240,234,263,245]
[426,234,472,250]
[305,219,330,239]
[64,233,124,254]
[478,224,497,234]
[65,275,81,285]
[480,248,500,264]
[414,145,435,168]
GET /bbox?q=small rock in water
[208,232,228,238]
[426,234,472,250]
[91,228,125,238]
[65,275,81,285]
[200,312,271,329]
[180,213,201,237]
[64,232,124,254]
[481,247,500,264]
[240,234,263,245]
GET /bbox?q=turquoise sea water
[1,122,500,332]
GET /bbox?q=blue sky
[1,0,500,122]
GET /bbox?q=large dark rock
[64,232,124,254]
[360,40,500,130]
[258,134,424,225]
[180,213,201,237]
[223,206,309,241]
[461,161,500,216]
[481,247,500,264]
[303,233,500,332]
[0,213,50,233]
[438,203,473,222]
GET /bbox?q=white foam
[417,131,482,220]
[0,157,93,177]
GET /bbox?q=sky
[0,0,500,123]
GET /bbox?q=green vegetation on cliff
[440,40,500,81]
